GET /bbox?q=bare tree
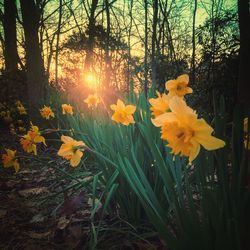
[104,0,111,90]
[84,0,99,71]
[237,0,250,108]
[20,0,46,115]
[191,0,197,85]
[3,0,19,73]
[55,0,63,84]
[151,0,158,90]
[144,0,148,97]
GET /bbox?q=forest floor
[0,128,162,250]
[0,128,93,250]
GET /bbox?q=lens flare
[84,72,98,88]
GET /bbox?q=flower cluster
[150,74,225,163]
[0,101,29,135]
[0,83,227,171]
[16,101,27,115]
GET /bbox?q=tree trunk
[237,0,250,108]
[84,0,98,72]
[127,0,133,92]
[151,0,158,90]
[3,0,18,73]
[191,0,197,86]
[20,0,46,117]
[144,0,148,97]
[104,0,111,90]
[55,0,63,84]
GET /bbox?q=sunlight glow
[83,72,99,89]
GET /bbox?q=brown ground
[0,128,92,250]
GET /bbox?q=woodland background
[0,0,249,114]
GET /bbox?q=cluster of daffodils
[149,74,225,163]
[0,83,227,171]
[1,94,102,171]
[0,101,28,135]
[1,124,46,172]
[16,101,27,115]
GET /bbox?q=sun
[83,72,99,89]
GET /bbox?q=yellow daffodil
[110,99,136,126]
[20,125,46,155]
[62,104,73,115]
[17,104,27,115]
[165,74,193,97]
[149,91,170,117]
[84,94,100,108]
[2,149,20,172]
[152,97,225,163]
[40,105,55,119]
[58,135,86,167]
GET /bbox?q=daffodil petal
[70,150,83,167]
[61,135,74,143]
[195,134,225,150]
[125,105,136,114]
[189,141,200,163]
[151,112,177,127]
[177,74,189,85]
[117,99,125,109]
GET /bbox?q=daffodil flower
[20,125,46,155]
[40,105,55,119]
[58,135,86,167]
[110,99,136,126]
[62,104,73,115]
[84,94,100,108]
[2,149,20,172]
[152,96,225,163]
[149,91,170,117]
[166,74,193,98]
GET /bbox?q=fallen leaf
[18,187,49,197]
[28,231,51,239]
[57,215,70,230]
[60,191,86,216]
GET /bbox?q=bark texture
[20,0,46,115]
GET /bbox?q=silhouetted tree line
[0,0,249,117]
